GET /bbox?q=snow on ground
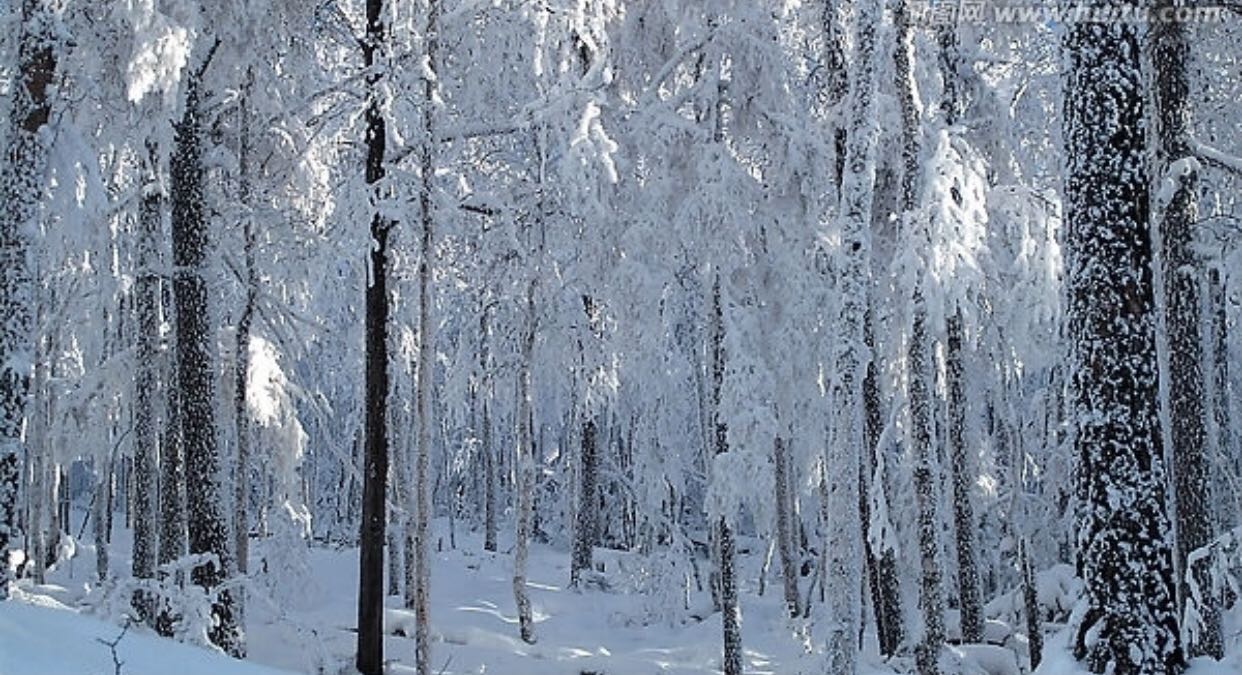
[0,588,295,675]
[11,510,1242,674]
[8,512,905,674]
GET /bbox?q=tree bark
[946,311,982,643]
[0,0,55,601]
[356,0,390,670]
[1153,1,1221,659]
[895,1,945,671]
[1065,11,1183,673]
[513,281,536,644]
[132,140,162,624]
[710,277,742,675]
[172,43,242,657]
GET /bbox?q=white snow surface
[0,589,294,675]
[10,515,1242,674]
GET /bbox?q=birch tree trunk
[408,4,440,673]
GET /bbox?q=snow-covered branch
[1192,138,1242,178]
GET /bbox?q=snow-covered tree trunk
[1064,13,1182,673]
[826,0,882,669]
[481,305,497,553]
[937,22,983,647]
[1208,268,1234,532]
[772,436,800,617]
[158,331,186,636]
[895,1,944,671]
[945,311,981,643]
[709,276,742,675]
[514,280,536,645]
[406,4,440,673]
[132,140,162,624]
[1153,3,1220,659]
[572,301,601,589]
[172,43,242,657]
[356,0,391,670]
[863,308,902,656]
[0,0,55,601]
[233,68,257,590]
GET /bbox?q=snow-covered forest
[0,0,1241,673]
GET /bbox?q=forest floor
[4,510,1242,674]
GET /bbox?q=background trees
[0,2,1239,675]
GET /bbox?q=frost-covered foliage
[2,0,1242,674]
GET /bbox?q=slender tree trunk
[1209,268,1234,532]
[895,2,945,671]
[157,324,186,637]
[0,0,55,600]
[772,436,800,617]
[709,277,742,675]
[409,5,439,673]
[571,296,601,587]
[1019,538,1042,670]
[863,308,902,656]
[946,311,982,643]
[234,68,257,593]
[132,140,162,624]
[172,43,242,657]
[356,0,390,670]
[481,305,497,553]
[1065,12,1182,673]
[1153,2,1220,659]
[513,280,536,644]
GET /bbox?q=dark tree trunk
[171,43,242,657]
[1209,268,1233,532]
[1065,12,1182,673]
[1153,2,1221,659]
[356,0,390,671]
[710,277,742,675]
[863,308,902,656]
[0,0,55,601]
[894,1,944,670]
[773,436,800,618]
[946,311,982,643]
[132,140,162,624]
[571,295,601,588]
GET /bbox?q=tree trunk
[481,305,497,553]
[895,1,945,671]
[1153,2,1220,659]
[709,277,742,675]
[172,44,242,657]
[863,308,902,656]
[356,0,390,670]
[513,281,536,644]
[571,295,601,588]
[408,4,439,673]
[1065,12,1182,673]
[234,68,257,593]
[132,140,162,624]
[946,311,982,643]
[0,0,55,600]
[1209,268,1234,532]
[772,436,800,617]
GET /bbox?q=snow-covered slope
[0,591,295,675]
